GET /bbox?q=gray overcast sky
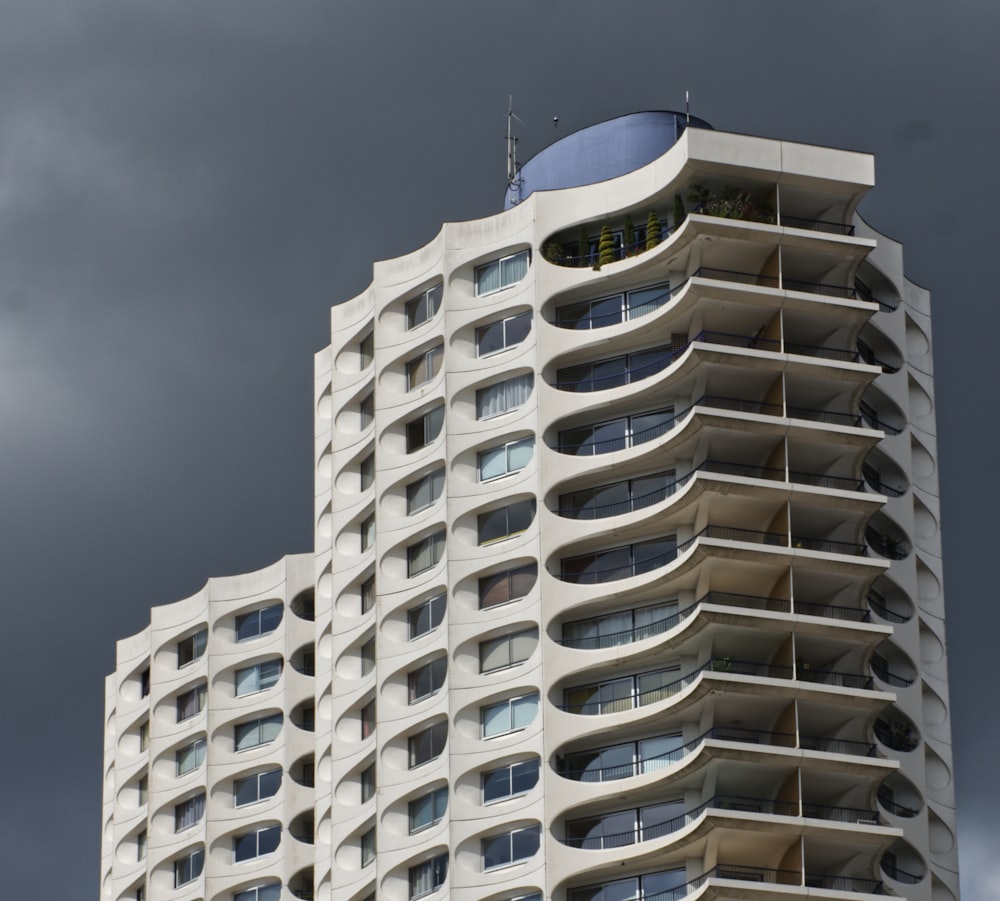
[0,0,994,896]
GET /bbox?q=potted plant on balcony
[646,210,661,250]
[596,224,616,270]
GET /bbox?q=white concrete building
[102,113,960,901]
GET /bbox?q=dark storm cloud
[0,0,995,896]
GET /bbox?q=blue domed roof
[504,111,712,209]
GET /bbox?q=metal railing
[865,527,910,560]
[860,399,904,435]
[877,787,920,818]
[881,857,924,885]
[794,599,872,622]
[781,214,855,235]
[867,591,911,623]
[856,277,900,313]
[558,524,868,585]
[555,395,866,456]
[562,657,874,714]
[862,463,907,498]
[857,337,901,373]
[873,719,920,752]
[871,654,915,687]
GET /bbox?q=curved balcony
[568,865,883,901]
[555,725,875,783]
[862,463,906,498]
[870,654,914,688]
[857,337,901,373]
[554,396,866,457]
[865,526,909,560]
[559,658,873,716]
[552,266,876,331]
[876,787,920,819]
[562,794,880,850]
[556,460,864,521]
[856,277,900,313]
[867,588,912,624]
[552,332,864,394]
[873,718,920,753]
[557,590,871,651]
[558,526,868,585]
[859,399,904,435]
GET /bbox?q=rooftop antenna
[686,90,690,124]
[506,95,526,204]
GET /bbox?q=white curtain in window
[475,260,501,295]
[477,374,533,419]
[501,250,530,287]
[512,694,539,729]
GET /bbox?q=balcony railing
[554,395,866,456]
[865,527,909,560]
[781,214,855,236]
[561,657,873,716]
[558,525,868,585]
[873,719,920,752]
[862,463,907,498]
[794,599,872,623]
[857,337,901,373]
[881,857,924,885]
[876,787,920,818]
[557,725,875,783]
[556,460,865,521]
[564,793,874,849]
[856,278,900,313]
[870,654,915,688]
[867,590,910,623]
[859,400,904,435]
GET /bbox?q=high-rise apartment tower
[102,112,960,901]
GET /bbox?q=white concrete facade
[103,117,960,901]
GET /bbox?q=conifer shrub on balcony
[646,210,662,250]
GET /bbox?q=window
[480,629,537,673]
[235,604,283,642]
[140,668,150,698]
[137,829,147,861]
[560,536,677,584]
[175,793,206,831]
[361,827,376,867]
[235,660,282,696]
[408,593,445,639]
[234,824,281,862]
[173,848,204,887]
[476,374,533,419]
[361,575,375,614]
[136,886,145,901]
[476,311,532,356]
[558,407,674,456]
[568,868,687,901]
[177,629,207,667]
[176,684,206,722]
[234,769,281,807]
[559,470,675,520]
[565,799,685,850]
[560,733,684,782]
[482,693,539,738]
[478,438,533,481]
[406,284,443,329]
[408,657,447,703]
[478,563,537,609]
[176,738,206,776]
[407,530,445,577]
[361,699,376,739]
[409,853,448,899]
[557,346,673,392]
[360,763,376,803]
[409,786,448,833]
[478,499,535,545]
[137,775,148,805]
[562,601,678,649]
[359,332,374,368]
[234,714,282,752]
[482,825,540,870]
[139,720,149,751]
[408,721,447,768]
[406,405,444,452]
[360,513,375,552]
[360,453,375,491]
[359,391,375,429]
[563,666,680,715]
[407,345,444,389]
[475,250,530,296]
[234,885,281,901]
[483,758,540,803]
[360,637,376,676]
[556,282,671,330]
[407,468,445,514]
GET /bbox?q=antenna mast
[506,95,524,204]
